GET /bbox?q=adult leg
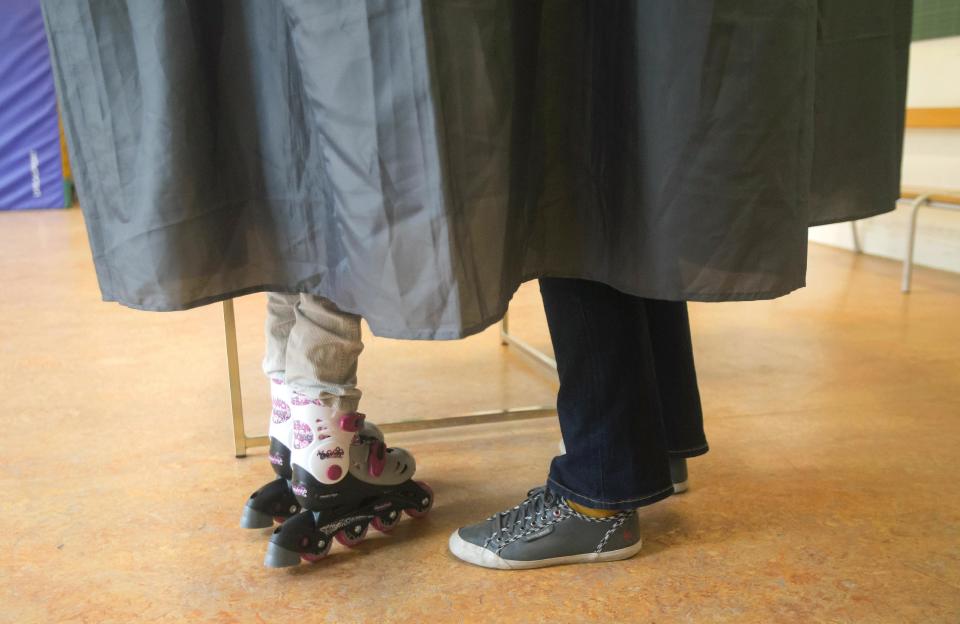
[644,300,707,458]
[542,278,674,510]
[450,278,675,569]
[644,300,708,490]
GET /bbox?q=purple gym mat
[0,0,64,210]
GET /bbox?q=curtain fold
[43,0,911,339]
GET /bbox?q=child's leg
[263,295,433,566]
[242,293,381,529]
[241,294,304,528]
[283,294,364,412]
[262,293,298,478]
[262,292,299,382]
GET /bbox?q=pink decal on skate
[292,420,314,449]
[268,452,284,467]
[368,441,386,478]
[326,465,342,480]
[316,447,344,460]
[339,412,366,432]
[291,483,307,497]
[271,399,291,424]
[291,392,324,407]
[271,378,284,385]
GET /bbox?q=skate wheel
[335,522,368,547]
[404,481,434,519]
[372,510,402,533]
[273,502,299,524]
[300,536,332,563]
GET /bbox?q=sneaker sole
[448,530,643,570]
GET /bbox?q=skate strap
[368,441,387,478]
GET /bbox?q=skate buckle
[339,412,366,432]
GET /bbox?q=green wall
[913,0,960,41]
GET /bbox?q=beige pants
[262,293,363,412]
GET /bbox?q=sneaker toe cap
[454,516,499,547]
[448,529,511,570]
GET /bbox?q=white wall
[809,36,960,274]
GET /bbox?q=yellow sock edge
[566,499,619,518]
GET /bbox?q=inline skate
[240,380,385,529]
[264,398,432,567]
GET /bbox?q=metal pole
[499,317,557,373]
[850,221,863,254]
[228,304,559,457]
[223,299,250,457]
[901,195,930,293]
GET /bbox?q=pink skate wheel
[300,537,332,563]
[372,511,401,533]
[404,481,434,519]
[334,523,368,547]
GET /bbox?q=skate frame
[224,300,559,457]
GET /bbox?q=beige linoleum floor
[1,208,959,623]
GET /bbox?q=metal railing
[224,303,558,457]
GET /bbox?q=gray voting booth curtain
[43,0,910,339]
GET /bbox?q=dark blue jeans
[540,278,708,510]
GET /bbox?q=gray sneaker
[448,486,641,570]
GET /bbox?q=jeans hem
[546,477,675,511]
[668,443,709,459]
[285,383,361,413]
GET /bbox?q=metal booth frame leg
[223,299,267,457]
[850,221,863,254]
[901,194,931,294]
[499,310,558,372]
[224,305,558,456]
